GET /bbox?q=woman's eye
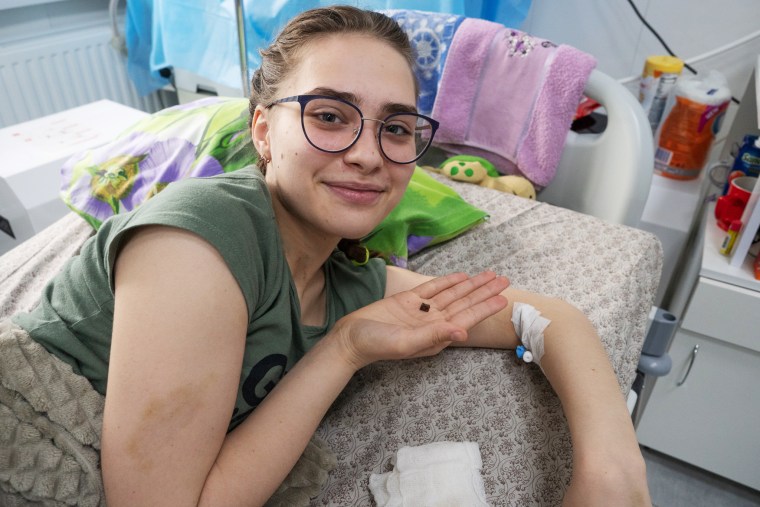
[318,112,340,123]
[384,124,412,137]
[309,109,348,125]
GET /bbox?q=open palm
[333,271,509,369]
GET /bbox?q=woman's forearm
[466,287,639,455]
[199,334,356,507]
[537,298,650,505]
[537,299,640,457]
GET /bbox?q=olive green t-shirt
[13,167,386,430]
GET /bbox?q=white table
[0,100,148,256]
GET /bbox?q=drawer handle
[676,344,700,387]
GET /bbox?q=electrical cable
[625,0,741,104]
[617,28,760,86]
[625,0,697,74]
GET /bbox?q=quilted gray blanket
[0,319,104,506]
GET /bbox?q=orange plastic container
[654,95,729,180]
[654,71,731,181]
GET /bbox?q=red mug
[715,176,757,230]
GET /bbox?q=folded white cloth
[369,441,489,506]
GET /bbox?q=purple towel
[431,19,597,187]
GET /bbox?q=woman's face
[253,33,418,242]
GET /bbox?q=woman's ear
[251,105,272,162]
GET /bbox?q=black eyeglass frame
[265,94,439,165]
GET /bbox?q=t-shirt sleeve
[102,170,274,321]
[327,254,387,319]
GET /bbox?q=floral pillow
[59,97,487,265]
[61,97,255,229]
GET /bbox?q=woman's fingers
[440,275,510,316]
[412,271,510,311]
[407,271,510,335]
[447,292,508,331]
[412,272,470,300]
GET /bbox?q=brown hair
[248,5,418,172]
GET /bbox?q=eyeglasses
[265,94,439,165]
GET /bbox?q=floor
[642,447,760,507]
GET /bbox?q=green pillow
[59,97,487,265]
[364,167,488,267]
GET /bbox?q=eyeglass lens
[301,97,434,164]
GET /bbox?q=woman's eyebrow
[382,102,418,115]
[304,87,418,115]
[306,87,358,103]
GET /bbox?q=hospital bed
[0,12,661,507]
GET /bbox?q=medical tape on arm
[511,302,550,367]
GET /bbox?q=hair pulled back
[248,6,418,172]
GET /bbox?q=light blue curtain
[125,0,170,95]
[125,0,532,96]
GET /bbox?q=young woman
[3,6,650,506]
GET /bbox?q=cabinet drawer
[681,277,760,353]
[637,330,760,490]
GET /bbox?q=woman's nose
[344,118,384,169]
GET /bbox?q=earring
[264,157,271,164]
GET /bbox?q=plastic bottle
[639,56,684,134]
[732,135,760,178]
[654,70,731,181]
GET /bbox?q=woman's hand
[331,271,509,370]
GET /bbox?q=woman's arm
[385,266,651,506]
[103,226,249,506]
[103,231,508,507]
[505,290,650,507]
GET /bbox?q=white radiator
[0,24,163,128]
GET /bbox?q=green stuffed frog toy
[426,154,536,200]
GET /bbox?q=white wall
[522,0,760,157]
[0,0,113,43]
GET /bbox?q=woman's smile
[322,179,386,205]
